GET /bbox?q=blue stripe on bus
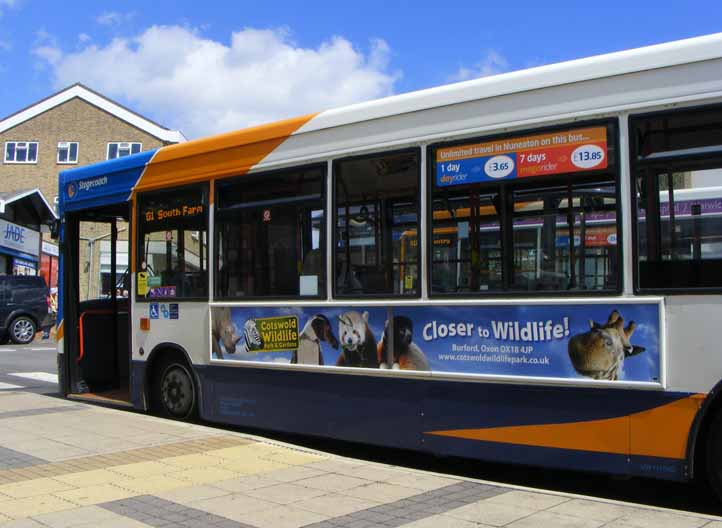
[59,150,157,212]
[421,435,684,480]
[143,363,693,480]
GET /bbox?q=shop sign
[41,241,59,257]
[0,219,39,256]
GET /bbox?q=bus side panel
[130,360,147,410]
[422,380,695,481]
[196,365,425,450]
[196,365,696,480]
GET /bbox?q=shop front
[40,240,59,289]
[0,188,58,283]
[0,218,40,275]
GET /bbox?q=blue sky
[1,1,721,138]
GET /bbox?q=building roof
[0,188,57,223]
[0,83,186,143]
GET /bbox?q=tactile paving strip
[0,405,84,420]
[0,435,251,485]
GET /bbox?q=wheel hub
[161,366,193,417]
[13,320,33,342]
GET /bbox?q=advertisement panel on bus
[211,302,660,383]
[435,126,608,186]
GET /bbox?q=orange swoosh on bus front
[135,113,318,192]
[56,320,64,341]
[426,395,703,460]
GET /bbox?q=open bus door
[58,204,133,407]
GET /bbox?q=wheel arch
[5,310,40,330]
[686,381,722,480]
[143,342,203,417]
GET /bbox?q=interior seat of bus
[62,203,131,406]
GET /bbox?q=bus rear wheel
[152,356,198,421]
[705,410,722,501]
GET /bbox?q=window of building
[334,149,420,297]
[57,142,78,164]
[99,240,128,297]
[215,166,326,299]
[107,142,141,160]
[431,122,619,295]
[136,184,208,299]
[4,142,38,164]
[632,106,722,291]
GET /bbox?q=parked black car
[0,275,52,344]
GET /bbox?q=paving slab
[0,391,717,528]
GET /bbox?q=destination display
[143,204,204,223]
[436,126,608,186]
[211,302,660,383]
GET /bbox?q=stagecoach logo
[66,176,109,200]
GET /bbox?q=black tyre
[9,316,36,345]
[152,356,198,420]
[705,410,722,501]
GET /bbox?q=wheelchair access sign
[149,302,178,320]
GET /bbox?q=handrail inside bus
[77,309,118,363]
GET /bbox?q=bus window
[510,179,618,291]
[136,184,208,299]
[215,166,325,299]
[633,106,722,291]
[431,190,502,293]
[431,122,619,295]
[334,149,419,297]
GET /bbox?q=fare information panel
[435,126,608,186]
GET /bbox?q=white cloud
[0,0,17,14]
[34,44,62,66]
[32,30,61,68]
[78,33,92,44]
[34,25,399,138]
[0,0,19,37]
[0,0,20,55]
[448,50,509,82]
[96,11,135,26]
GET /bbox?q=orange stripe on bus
[130,195,137,274]
[135,113,317,192]
[630,394,703,459]
[56,320,64,341]
[426,395,703,460]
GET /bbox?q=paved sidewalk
[0,392,719,527]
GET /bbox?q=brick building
[0,84,184,298]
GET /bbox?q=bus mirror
[49,219,60,240]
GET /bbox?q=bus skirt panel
[190,365,697,481]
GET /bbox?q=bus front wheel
[152,356,198,421]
